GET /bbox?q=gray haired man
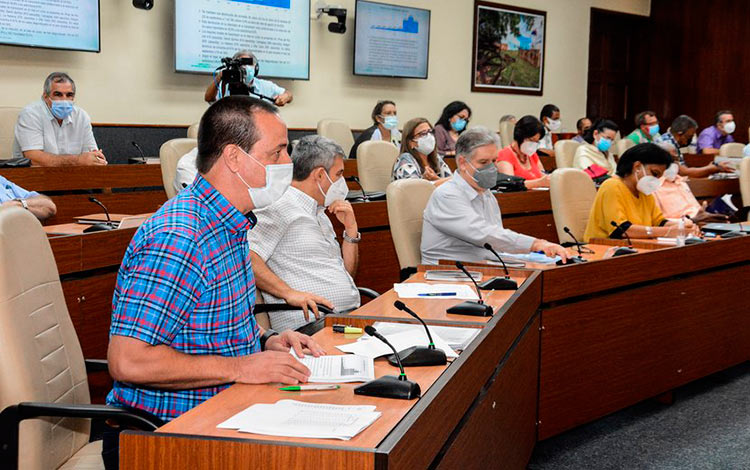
[421,126,569,265]
[204,50,293,106]
[13,72,105,166]
[248,135,360,331]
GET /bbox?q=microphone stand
[387,301,447,367]
[446,261,494,317]
[346,176,370,202]
[609,221,638,255]
[83,197,116,233]
[560,227,588,264]
[478,243,518,290]
[354,326,421,400]
[131,141,148,164]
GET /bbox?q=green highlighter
[332,324,363,334]
[279,385,341,392]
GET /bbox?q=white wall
[0,0,649,132]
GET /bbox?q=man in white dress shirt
[248,135,361,331]
[421,127,569,265]
[13,72,106,166]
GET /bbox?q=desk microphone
[446,261,494,317]
[353,326,421,400]
[131,141,147,164]
[345,176,369,201]
[83,197,116,233]
[610,220,634,246]
[389,301,447,367]
[561,227,588,264]
[478,243,518,290]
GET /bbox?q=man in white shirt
[174,147,198,194]
[13,72,106,166]
[421,127,569,265]
[248,135,361,331]
[537,103,561,158]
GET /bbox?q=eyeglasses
[413,129,434,139]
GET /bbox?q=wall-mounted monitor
[354,0,430,79]
[175,0,310,80]
[0,0,100,52]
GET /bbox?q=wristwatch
[14,198,28,210]
[260,329,279,351]
[645,226,653,237]
[343,231,361,244]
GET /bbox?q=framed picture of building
[471,1,546,95]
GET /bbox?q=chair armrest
[254,303,334,315]
[84,358,109,373]
[357,287,381,299]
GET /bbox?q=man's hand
[274,91,293,106]
[79,150,107,166]
[234,351,311,385]
[328,200,357,234]
[283,289,334,321]
[715,161,734,173]
[266,330,326,358]
[531,239,570,262]
[691,204,730,226]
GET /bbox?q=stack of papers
[493,252,560,265]
[371,321,481,351]
[394,283,479,299]
[424,270,483,282]
[337,329,458,359]
[218,400,381,440]
[294,353,374,383]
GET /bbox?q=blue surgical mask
[50,100,74,120]
[244,65,256,85]
[451,118,467,132]
[596,136,612,153]
[382,115,398,130]
[648,124,660,136]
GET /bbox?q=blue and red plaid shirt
[106,174,261,422]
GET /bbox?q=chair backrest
[317,119,355,156]
[186,122,200,139]
[0,106,22,160]
[550,168,597,244]
[160,138,198,199]
[553,139,581,169]
[499,120,514,148]
[386,179,436,270]
[0,208,91,470]
[613,138,635,157]
[719,142,744,157]
[254,293,271,330]
[357,140,399,192]
[740,157,750,221]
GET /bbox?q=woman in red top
[496,115,550,189]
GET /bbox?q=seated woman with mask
[349,100,401,158]
[584,143,699,242]
[392,118,452,183]
[434,101,472,156]
[496,115,550,189]
[573,119,619,176]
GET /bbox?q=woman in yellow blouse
[584,143,699,241]
[573,119,619,175]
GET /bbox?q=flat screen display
[175,0,310,80]
[354,0,430,79]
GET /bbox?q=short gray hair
[291,135,345,181]
[233,50,257,61]
[43,72,75,95]
[671,114,698,134]
[455,126,500,160]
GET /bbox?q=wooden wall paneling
[48,235,82,275]
[63,272,118,360]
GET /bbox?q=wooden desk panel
[683,153,715,168]
[48,235,82,274]
[0,164,164,191]
[687,177,739,199]
[46,191,165,225]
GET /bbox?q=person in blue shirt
[0,175,56,220]
[204,50,293,106]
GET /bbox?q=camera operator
[204,50,293,107]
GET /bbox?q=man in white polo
[13,72,106,166]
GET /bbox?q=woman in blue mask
[434,101,472,157]
[349,100,401,158]
[573,119,619,176]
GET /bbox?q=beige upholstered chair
[0,106,22,160]
[550,168,597,244]
[386,179,435,276]
[613,138,635,157]
[553,139,581,169]
[740,157,750,221]
[0,208,160,470]
[317,119,355,156]
[159,138,198,199]
[499,120,514,148]
[186,122,200,139]
[356,140,399,193]
[719,142,744,158]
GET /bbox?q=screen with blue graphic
[175,0,309,79]
[0,0,100,52]
[354,0,430,79]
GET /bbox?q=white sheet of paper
[336,329,458,359]
[293,353,375,383]
[370,321,481,351]
[393,283,479,299]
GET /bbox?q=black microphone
[83,197,116,233]
[610,220,634,247]
[609,221,638,256]
[131,141,147,164]
[446,261,494,317]
[389,301,447,367]
[346,175,369,201]
[353,326,421,400]
[561,227,588,264]
[478,243,519,290]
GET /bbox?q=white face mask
[663,163,679,182]
[520,140,539,156]
[415,133,436,155]
[723,120,736,134]
[547,119,562,132]
[318,170,349,207]
[636,165,662,195]
[235,147,293,209]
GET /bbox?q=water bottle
[676,218,686,246]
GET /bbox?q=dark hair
[634,110,656,127]
[576,117,590,131]
[615,143,673,177]
[671,115,698,134]
[371,100,396,125]
[583,119,619,144]
[714,110,733,124]
[436,101,472,133]
[196,95,278,174]
[540,104,559,121]
[513,115,546,145]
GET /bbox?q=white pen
[279,384,341,392]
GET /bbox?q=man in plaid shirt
[103,96,323,469]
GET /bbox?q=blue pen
[418,292,457,297]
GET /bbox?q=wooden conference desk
[120,268,543,469]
